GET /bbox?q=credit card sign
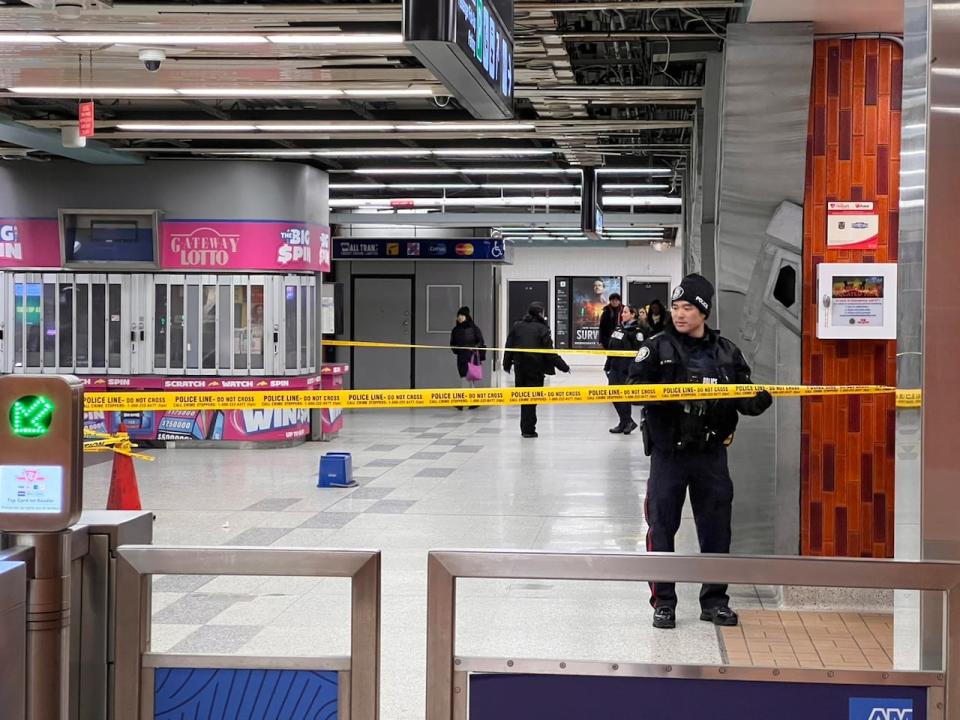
[0,465,64,514]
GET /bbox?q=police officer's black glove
[750,389,774,415]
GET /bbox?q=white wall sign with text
[827,201,879,250]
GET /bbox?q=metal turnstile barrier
[0,510,154,720]
[113,546,381,720]
[425,551,960,720]
[0,560,27,719]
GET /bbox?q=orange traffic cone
[106,424,142,511]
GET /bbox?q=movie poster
[571,276,621,348]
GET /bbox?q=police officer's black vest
[653,331,742,384]
[649,330,744,450]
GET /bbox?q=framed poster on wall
[570,276,621,348]
[816,263,897,340]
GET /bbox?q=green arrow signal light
[10,395,55,438]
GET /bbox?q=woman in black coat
[604,305,644,434]
[450,306,486,409]
[646,299,667,336]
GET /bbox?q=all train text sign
[161,220,331,272]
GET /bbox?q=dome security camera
[55,1,84,20]
[138,49,166,73]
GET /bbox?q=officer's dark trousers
[606,367,632,427]
[514,367,544,435]
[644,445,733,610]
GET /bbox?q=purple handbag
[466,351,483,382]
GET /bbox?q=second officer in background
[604,304,643,435]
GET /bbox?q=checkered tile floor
[719,611,894,669]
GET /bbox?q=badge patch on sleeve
[635,347,651,362]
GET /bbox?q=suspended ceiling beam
[0,113,142,165]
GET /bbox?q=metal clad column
[896,0,930,672]
[922,0,960,679]
[714,22,813,555]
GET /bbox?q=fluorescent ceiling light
[481,183,579,189]
[117,123,258,131]
[94,120,537,132]
[596,168,672,176]
[0,34,61,43]
[603,196,683,207]
[394,122,535,132]
[344,87,434,97]
[356,167,581,175]
[316,148,551,158]
[11,86,177,96]
[332,183,480,190]
[58,34,269,44]
[433,148,553,156]
[330,196,582,208]
[178,88,345,98]
[268,33,404,45]
[256,124,396,132]
[602,184,670,191]
[317,149,433,158]
[330,182,578,190]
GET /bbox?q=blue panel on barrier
[154,668,338,720]
[469,674,927,720]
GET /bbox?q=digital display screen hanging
[454,0,513,103]
[404,0,514,119]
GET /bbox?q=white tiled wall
[498,244,683,368]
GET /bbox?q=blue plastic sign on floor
[318,452,356,488]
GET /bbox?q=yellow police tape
[82,384,920,412]
[325,339,637,357]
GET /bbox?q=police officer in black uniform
[628,273,772,630]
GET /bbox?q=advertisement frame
[569,275,622,349]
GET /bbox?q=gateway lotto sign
[162,220,331,272]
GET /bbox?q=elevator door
[352,276,413,389]
[508,280,549,327]
[7,273,135,374]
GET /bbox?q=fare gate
[425,551,960,720]
[0,511,154,720]
[113,546,381,720]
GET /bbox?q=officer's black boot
[652,606,676,630]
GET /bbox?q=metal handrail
[425,550,960,720]
[115,545,380,720]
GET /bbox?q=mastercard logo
[455,243,475,256]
